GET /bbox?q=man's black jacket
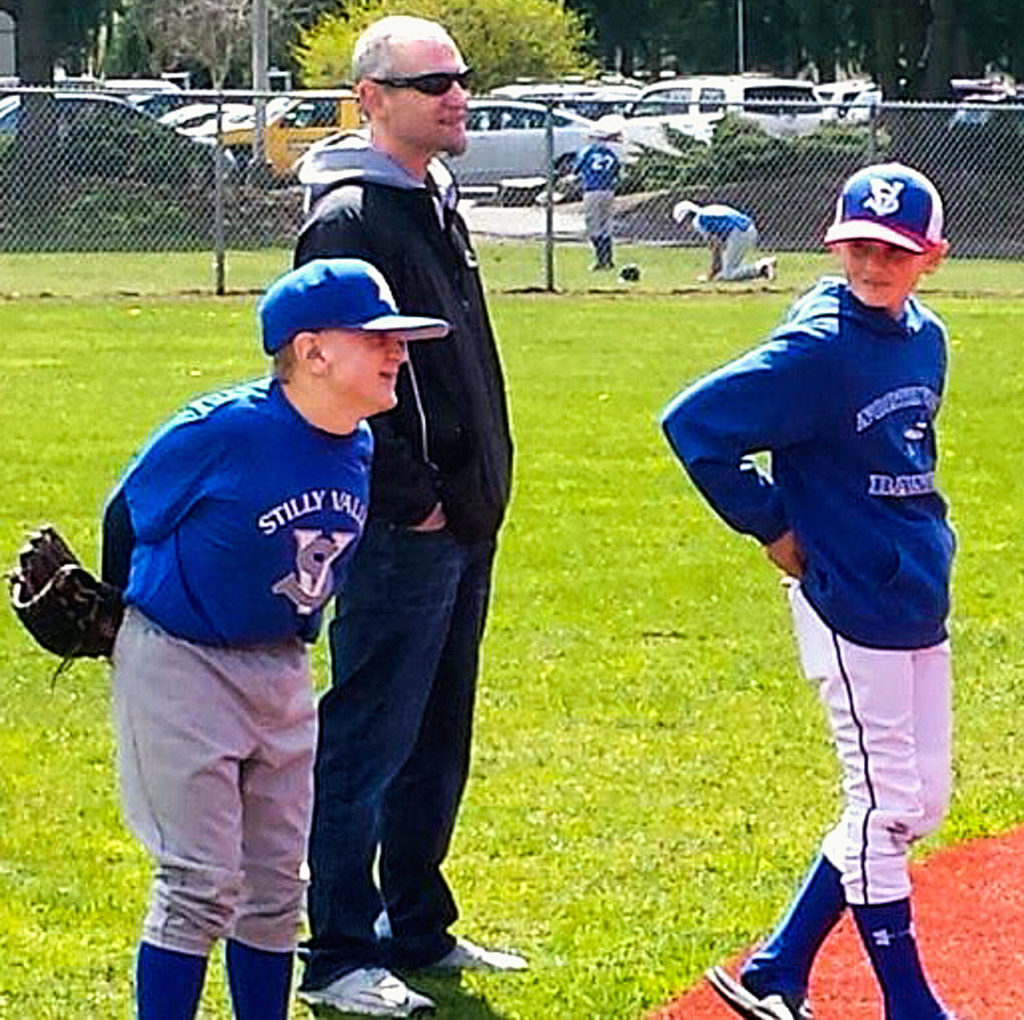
[295,148,513,544]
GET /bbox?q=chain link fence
[0,86,1021,296]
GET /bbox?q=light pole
[737,0,745,74]
[252,0,269,170]
[252,0,269,90]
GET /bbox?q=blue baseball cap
[259,258,450,354]
[824,162,944,253]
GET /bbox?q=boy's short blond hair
[272,342,297,383]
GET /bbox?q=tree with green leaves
[567,0,676,77]
[918,0,1024,97]
[106,0,311,86]
[132,0,251,88]
[295,0,594,92]
[566,0,1024,97]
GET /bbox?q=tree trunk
[16,0,55,84]
[870,2,899,97]
[870,0,927,98]
[920,0,957,98]
[800,0,839,83]
[10,0,58,243]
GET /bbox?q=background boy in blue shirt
[663,164,957,1020]
[574,115,623,270]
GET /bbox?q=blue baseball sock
[225,939,293,1020]
[852,899,948,1019]
[741,853,846,999]
[136,941,207,1020]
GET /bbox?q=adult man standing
[294,15,519,1018]
[672,199,776,282]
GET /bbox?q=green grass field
[1,252,1023,1019]
[2,241,1022,300]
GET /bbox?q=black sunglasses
[371,68,473,96]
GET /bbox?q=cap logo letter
[863,178,904,217]
[364,263,395,308]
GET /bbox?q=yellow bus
[223,92,361,179]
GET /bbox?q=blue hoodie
[662,277,954,649]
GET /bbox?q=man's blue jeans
[300,522,496,991]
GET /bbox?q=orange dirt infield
[651,826,1024,1020]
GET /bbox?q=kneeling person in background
[672,199,776,282]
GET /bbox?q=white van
[626,74,822,145]
[814,79,881,122]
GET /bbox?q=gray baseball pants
[583,189,615,239]
[112,608,316,956]
[720,225,763,280]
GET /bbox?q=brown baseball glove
[7,525,123,659]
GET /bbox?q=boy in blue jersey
[101,258,448,1020]
[672,199,776,282]
[662,164,957,1020]
[574,116,623,270]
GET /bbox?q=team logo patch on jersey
[868,471,936,497]
[863,178,905,217]
[856,386,938,431]
[272,528,355,615]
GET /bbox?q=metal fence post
[544,100,556,292]
[213,92,226,296]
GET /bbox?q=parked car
[0,92,234,186]
[814,79,881,122]
[57,75,193,119]
[0,93,17,129]
[183,97,295,139]
[445,98,598,184]
[624,74,822,149]
[619,87,716,152]
[159,101,257,135]
[949,76,1023,102]
[488,81,641,121]
[946,90,1024,129]
[127,91,197,118]
[558,87,642,122]
[217,92,361,179]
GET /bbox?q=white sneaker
[760,257,777,281]
[705,965,812,1020]
[425,937,528,972]
[298,967,435,1017]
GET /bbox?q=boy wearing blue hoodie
[662,163,956,1020]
